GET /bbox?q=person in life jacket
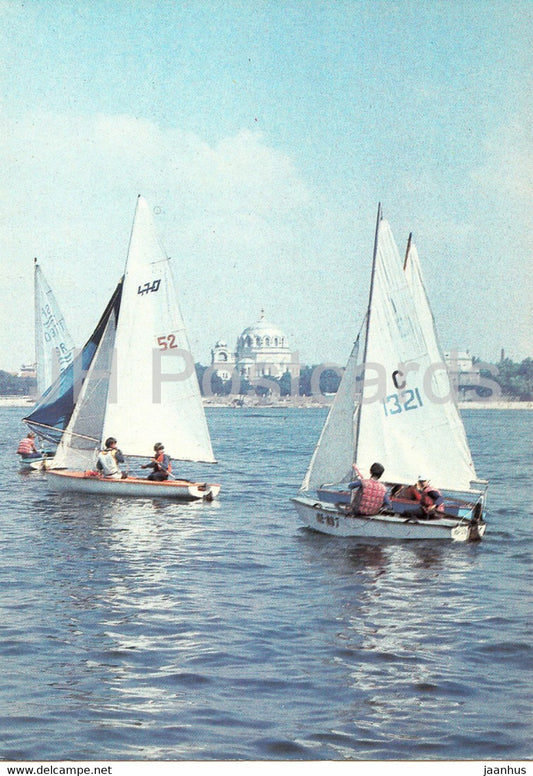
[17,431,41,459]
[414,477,445,518]
[141,442,172,481]
[348,462,391,515]
[96,437,125,479]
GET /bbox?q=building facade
[211,310,300,383]
[444,350,481,398]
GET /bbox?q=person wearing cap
[17,431,41,459]
[96,437,125,479]
[347,462,391,515]
[141,443,172,481]
[414,477,445,517]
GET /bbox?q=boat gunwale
[47,469,220,489]
[291,495,481,530]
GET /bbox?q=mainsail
[34,260,76,396]
[402,238,477,487]
[101,196,215,463]
[32,196,216,471]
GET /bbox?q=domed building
[211,310,300,382]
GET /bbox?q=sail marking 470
[137,279,161,295]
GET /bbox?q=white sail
[300,337,361,492]
[355,217,477,491]
[51,290,121,471]
[101,196,215,462]
[34,261,75,396]
[403,239,477,485]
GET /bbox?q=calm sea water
[1,406,531,761]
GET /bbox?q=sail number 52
[157,334,178,350]
[383,388,423,416]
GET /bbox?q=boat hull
[292,496,486,542]
[18,456,55,471]
[47,470,220,501]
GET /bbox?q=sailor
[96,437,125,479]
[414,477,445,518]
[17,431,41,459]
[141,443,172,481]
[348,462,391,515]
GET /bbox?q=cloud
[0,112,326,369]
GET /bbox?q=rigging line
[24,420,100,444]
[403,232,412,271]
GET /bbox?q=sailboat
[292,206,487,541]
[24,196,220,501]
[34,259,76,396]
[19,261,76,470]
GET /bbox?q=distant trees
[196,358,533,400]
[1,358,531,400]
[485,357,533,401]
[0,370,35,395]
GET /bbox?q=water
[1,406,531,761]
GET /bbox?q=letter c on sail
[392,370,406,390]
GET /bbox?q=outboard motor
[468,502,485,542]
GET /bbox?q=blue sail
[24,281,123,444]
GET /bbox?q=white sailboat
[292,206,487,541]
[34,259,76,396]
[24,196,220,501]
[19,261,76,470]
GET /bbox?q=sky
[1,0,531,372]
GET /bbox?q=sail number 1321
[383,388,423,416]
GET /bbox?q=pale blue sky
[1,0,531,371]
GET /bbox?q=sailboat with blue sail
[24,196,220,500]
[292,206,487,541]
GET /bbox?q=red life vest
[420,485,444,512]
[156,452,171,473]
[17,437,36,455]
[351,478,387,515]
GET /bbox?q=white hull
[47,470,220,501]
[292,496,486,542]
[19,456,54,471]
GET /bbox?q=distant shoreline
[2,395,531,410]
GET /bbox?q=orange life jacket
[420,485,444,512]
[351,478,387,515]
[17,437,36,455]
[155,452,171,473]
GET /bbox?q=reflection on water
[1,407,532,760]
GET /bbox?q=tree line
[199,358,533,401]
[1,358,532,400]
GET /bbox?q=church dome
[237,310,289,351]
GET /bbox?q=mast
[403,232,412,271]
[353,203,382,463]
[34,258,41,395]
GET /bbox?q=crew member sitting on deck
[141,443,171,481]
[96,437,125,479]
[17,431,41,459]
[414,477,445,518]
[348,462,391,515]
